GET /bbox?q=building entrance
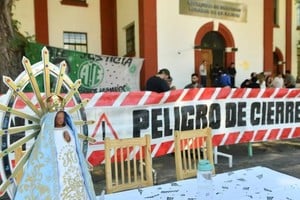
[198,31,226,87]
[194,22,236,88]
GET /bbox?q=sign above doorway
[179,0,247,23]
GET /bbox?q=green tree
[0,0,26,93]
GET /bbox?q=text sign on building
[180,0,247,23]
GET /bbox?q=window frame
[63,31,88,53]
[125,23,136,57]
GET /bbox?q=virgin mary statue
[14,95,96,199]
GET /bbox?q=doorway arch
[273,47,284,75]
[194,22,236,87]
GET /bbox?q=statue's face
[55,111,65,127]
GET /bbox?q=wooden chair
[104,134,153,194]
[174,127,214,181]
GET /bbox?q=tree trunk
[0,0,25,93]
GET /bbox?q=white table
[103,166,300,200]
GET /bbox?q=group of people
[145,68,202,93]
[145,60,237,93]
[210,62,237,88]
[241,70,296,89]
[146,61,297,93]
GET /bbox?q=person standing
[227,62,237,88]
[199,60,207,87]
[146,68,171,92]
[211,64,221,87]
[184,73,201,88]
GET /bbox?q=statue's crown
[45,94,65,112]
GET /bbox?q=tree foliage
[0,0,27,93]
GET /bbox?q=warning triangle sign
[90,113,119,145]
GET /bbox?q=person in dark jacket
[146,68,171,92]
[241,72,259,88]
[227,62,237,88]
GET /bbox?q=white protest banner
[2,88,300,166]
[84,88,300,165]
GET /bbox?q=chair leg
[140,161,157,184]
[214,146,233,168]
[248,142,253,157]
[214,147,219,164]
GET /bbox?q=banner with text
[1,88,300,166]
[25,43,143,92]
[85,88,300,165]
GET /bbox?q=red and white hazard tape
[2,88,300,166]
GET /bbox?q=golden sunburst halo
[0,47,95,199]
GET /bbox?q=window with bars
[125,24,135,56]
[63,32,88,53]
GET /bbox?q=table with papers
[103,166,300,200]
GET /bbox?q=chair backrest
[174,127,214,180]
[104,134,153,194]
